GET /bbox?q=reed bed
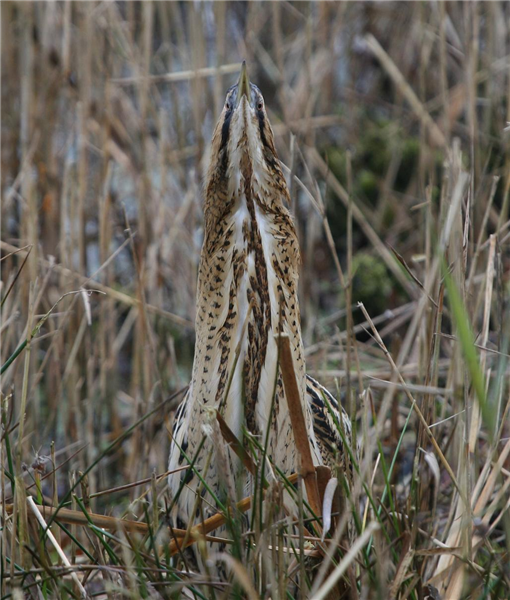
[1,2,509,598]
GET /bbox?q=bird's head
[207,61,280,185]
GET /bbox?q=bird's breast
[193,159,304,441]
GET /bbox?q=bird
[168,62,352,557]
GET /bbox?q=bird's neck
[192,153,305,437]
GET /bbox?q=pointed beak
[236,61,251,107]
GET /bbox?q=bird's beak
[236,61,251,107]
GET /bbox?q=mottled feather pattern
[168,70,352,543]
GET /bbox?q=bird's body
[168,64,351,540]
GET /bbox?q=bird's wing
[168,390,191,483]
[305,374,352,470]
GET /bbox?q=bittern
[168,62,351,550]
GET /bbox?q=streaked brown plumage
[168,63,351,547]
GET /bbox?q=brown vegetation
[1,2,509,598]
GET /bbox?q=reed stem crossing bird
[168,62,351,544]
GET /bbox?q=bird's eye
[225,100,231,111]
[257,101,263,111]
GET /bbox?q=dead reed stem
[278,334,323,522]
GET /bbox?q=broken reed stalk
[4,500,230,545]
[6,501,151,534]
[277,333,323,523]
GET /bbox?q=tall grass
[1,2,509,598]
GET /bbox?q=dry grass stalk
[216,412,257,477]
[6,501,152,535]
[26,496,88,598]
[278,333,322,522]
[364,34,447,149]
[314,522,379,600]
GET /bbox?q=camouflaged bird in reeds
[168,63,352,536]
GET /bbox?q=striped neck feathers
[190,92,304,437]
